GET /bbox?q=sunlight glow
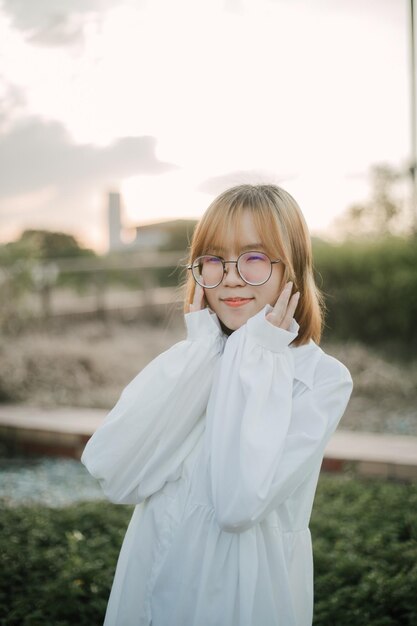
[0,0,410,250]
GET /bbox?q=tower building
[107,191,123,251]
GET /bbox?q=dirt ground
[0,314,416,436]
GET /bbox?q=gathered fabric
[81,304,353,626]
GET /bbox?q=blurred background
[0,0,416,420]
[1,1,417,624]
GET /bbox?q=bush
[314,237,417,351]
[0,501,132,625]
[311,474,417,626]
[0,474,416,625]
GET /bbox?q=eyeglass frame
[187,250,282,289]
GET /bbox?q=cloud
[197,169,296,195]
[223,0,244,14]
[0,81,27,132]
[0,115,178,249]
[0,0,128,47]
[0,116,176,199]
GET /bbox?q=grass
[0,473,416,625]
[0,318,184,409]
[0,317,416,435]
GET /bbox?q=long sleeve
[206,305,353,533]
[81,308,225,504]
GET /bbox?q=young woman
[81,184,353,626]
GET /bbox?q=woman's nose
[222,262,245,286]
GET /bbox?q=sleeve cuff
[246,304,299,352]
[185,307,223,340]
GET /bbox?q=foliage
[334,163,411,238]
[0,474,416,625]
[0,231,97,330]
[314,236,417,351]
[0,500,132,626]
[311,474,417,626]
[1,218,416,352]
[0,230,95,266]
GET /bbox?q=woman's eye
[247,255,264,262]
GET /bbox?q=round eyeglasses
[187,251,282,289]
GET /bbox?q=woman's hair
[182,184,324,346]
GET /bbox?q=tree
[335,164,410,239]
[0,229,96,264]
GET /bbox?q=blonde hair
[182,184,324,346]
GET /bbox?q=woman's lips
[221,298,254,308]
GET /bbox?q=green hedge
[311,474,417,626]
[0,501,131,625]
[313,237,417,350]
[1,474,416,625]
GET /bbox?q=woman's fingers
[279,292,300,330]
[189,283,205,312]
[266,281,300,329]
[268,281,293,326]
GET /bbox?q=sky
[0,0,412,252]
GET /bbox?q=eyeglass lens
[192,252,272,287]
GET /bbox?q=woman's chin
[210,300,264,334]
[218,313,250,334]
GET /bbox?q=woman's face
[203,211,285,332]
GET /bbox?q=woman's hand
[188,283,206,312]
[265,281,300,331]
[188,281,299,331]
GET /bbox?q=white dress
[81,304,353,626]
